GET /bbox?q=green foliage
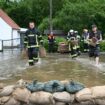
[53,0,105,33]
[100,41,105,52]
[38,18,49,32]
[1,0,105,38]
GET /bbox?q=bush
[100,41,105,52]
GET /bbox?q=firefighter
[89,25,102,65]
[74,31,81,56]
[67,29,79,58]
[24,22,43,66]
[82,29,89,52]
[48,32,56,53]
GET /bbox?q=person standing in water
[74,31,81,56]
[82,29,89,52]
[24,21,43,66]
[67,29,80,59]
[88,25,102,65]
[48,32,56,53]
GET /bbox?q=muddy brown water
[0,49,105,87]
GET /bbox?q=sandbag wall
[0,79,105,105]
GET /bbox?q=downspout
[11,28,13,49]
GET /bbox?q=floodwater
[0,49,105,87]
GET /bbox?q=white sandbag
[91,86,105,99]
[4,97,20,105]
[73,101,95,105]
[16,79,27,88]
[0,96,10,104]
[0,83,5,89]
[53,91,74,103]
[21,49,28,59]
[75,88,93,102]
[29,91,55,105]
[60,80,69,85]
[95,98,105,105]
[79,101,95,105]
[13,88,31,104]
[0,85,15,97]
[39,46,46,58]
[55,102,66,105]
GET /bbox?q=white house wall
[12,29,20,46]
[0,17,11,40]
[0,17,20,46]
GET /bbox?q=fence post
[0,40,3,52]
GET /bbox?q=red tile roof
[0,9,20,30]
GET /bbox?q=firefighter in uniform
[74,31,81,55]
[89,25,102,65]
[24,22,43,66]
[82,29,89,52]
[67,29,79,58]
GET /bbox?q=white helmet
[69,29,74,33]
[74,31,78,34]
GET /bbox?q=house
[0,9,20,48]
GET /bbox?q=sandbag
[60,80,69,85]
[0,96,10,104]
[75,101,95,105]
[75,88,93,102]
[0,83,5,89]
[91,86,105,99]
[4,97,20,105]
[95,98,105,105]
[0,85,15,97]
[16,79,27,88]
[53,91,74,103]
[44,80,64,93]
[55,102,66,105]
[21,49,28,59]
[65,81,85,94]
[29,91,55,105]
[26,80,45,92]
[39,46,46,58]
[13,88,31,104]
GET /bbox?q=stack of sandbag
[0,85,15,97]
[0,96,10,105]
[12,87,31,104]
[75,86,105,105]
[29,91,55,105]
[73,101,95,105]
[75,88,93,102]
[0,85,21,105]
[44,80,64,93]
[4,97,20,105]
[53,91,74,105]
[55,102,66,105]
[65,80,85,94]
[91,86,105,105]
[26,80,45,92]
